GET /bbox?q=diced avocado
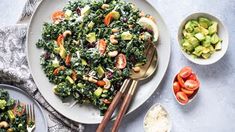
[110,11,120,19]
[202,53,211,59]
[188,36,199,48]
[183,30,193,39]
[65,10,72,19]
[191,20,199,27]
[121,31,133,40]
[215,42,222,50]
[59,46,67,59]
[193,46,204,56]
[81,59,87,65]
[94,87,103,97]
[208,45,215,54]
[52,59,60,67]
[202,36,211,47]
[198,17,211,29]
[199,26,209,35]
[0,100,6,110]
[202,47,210,54]
[193,27,201,34]
[211,34,220,44]
[54,47,60,54]
[88,21,95,29]
[53,85,58,94]
[81,5,90,16]
[185,21,194,33]
[182,41,194,52]
[86,32,96,43]
[208,21,218,35]
[7,110,15,122]
[66,76,74,84]
[195,33,205,41]
[97,65,105,78]
[77,83,85,88]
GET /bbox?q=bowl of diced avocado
[178,12,228,65]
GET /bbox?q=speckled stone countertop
[1,0,235,132]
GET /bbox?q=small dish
[143,103,172,132]
[178,12,229,65]
[172,67,200,105]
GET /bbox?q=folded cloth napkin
[0,0,84,131]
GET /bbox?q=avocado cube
[195,33,205,41]
[66,76,74,84]
[86,32,96,43]
[8,110,15,122]
[202,53,211,59]
[193,46,204,56]
[208,21,218,35]
[121,31,133,40]
[94,87,103,97]
[188,36,199,48]
[97,65,105,78]
[211,34,220,44]
[215,42,222,50]
[198,17,211,29]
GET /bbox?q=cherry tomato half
[173,82,180,93]
[179,66,192,78]
[115,53,127,69]
[176,92,189,104]
[187,72,197,81]
[57,34,64,47]
[184,80,199,91]
[181,87,194,95]
[98,39,107,55]
[177,74,185,88]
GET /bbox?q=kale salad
[36,0,158,113]
[0,89,27,132]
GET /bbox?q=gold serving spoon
[111,43,158,132]
[96,42,157,132]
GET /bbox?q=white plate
[26,0,171,124]
[0,84,48,132]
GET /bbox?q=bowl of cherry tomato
[172,66,200,105]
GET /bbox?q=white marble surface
[1,0,235,132]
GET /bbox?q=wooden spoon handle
[96,79,130,132]
[111,80,138,132]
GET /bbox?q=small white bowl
[178,12,229,65]
[172,74,199,105]
[143,103,172,132]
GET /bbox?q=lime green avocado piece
[66,76,74,84]
[81,59,87,65]
[211,34,220,44]
[86,32,96,43]
[94,87,103,97]
[202,53,211,59]
[88,21,95,29]
[184,21,194,33]
[208,21,218,35]
[8,110,15,122]
[97,65,105,78]
[77,83,85,89]
[193,46,204,56]
[183,30,193,39]
[121,31,133,40]
[198,17,211,29]
[59,46,67,59]
[194,33,205,41]
[182,41,194,52]
[202,36,211,47]
[215,42,222,50]
[188,36,199,48]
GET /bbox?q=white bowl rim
[177,12,229,65]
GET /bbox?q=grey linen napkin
[0,0,84,131]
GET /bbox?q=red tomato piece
[104,14,112,26]
[179,66,192,78]
[177,74,185,88]
[187,72,197,81]
[57,34,64,47]
[184,80,199,91]
[65,54,71,66]
[98,39,107,55]
[115,53,127,69]
[181,87,194,95]
[176,92,189,104]
[173,82,180,93]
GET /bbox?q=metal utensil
[96,42,156,132]
[112,43,158,132]
[26,104,36,132]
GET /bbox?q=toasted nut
[103,78,111,89]
[63,30,72,37]
[88,76,98,83]
[101,4,109,9]
[0,121,9,128]
[73,40,79,45]
[147,15,156,23]
[108,51,118,57]
[132,66,141,72]
[139,11,145,17]
[110,35,118,44]
[83,75,89,81]
[128,24,134,29]
[7,128,13,132]
[112,28,119,33]
[103,99,111,104]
